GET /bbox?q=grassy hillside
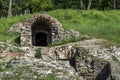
[0,9,120,44]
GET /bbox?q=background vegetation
[0,0,120,17]
[0,0,120,44]
[0,9,120,44]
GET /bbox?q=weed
[35,48,41,58]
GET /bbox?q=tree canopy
[0,0,120,17]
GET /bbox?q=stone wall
[20,14,62,46]
[8,14,81,47]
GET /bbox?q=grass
[49,9,120,44]
[40,74,57,80]
[0,9,120,44]
[0,13,37,42]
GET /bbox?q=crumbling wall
[20,14,62,46]
[8,14,81,47]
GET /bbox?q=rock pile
[54,28,81,42]
[0,57,82,80]
[1,38,120,80]
[0,41,23,53]
[110,46,120,61]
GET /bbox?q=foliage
[0,0,8,17]
[0,0,120,17]
[35,48,41,58]
[26,0,54,13]
[53,0,79,9]
[0,9,120,44]
[0,13,36,43]
[0,0,54,17]
[91,0,113,10]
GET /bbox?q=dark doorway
[35,32,48,46]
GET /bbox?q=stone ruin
[45,45,112,80]
[12,14,80,47]
[7,14,87,59]
[21,14,62,46]
[6,14,117,80]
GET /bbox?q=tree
[0,0,119,18]
[80,0,83,9]
[113,0,116,9]
[87,0,92,10]
[116,0,120,9]
[8,0,12,17]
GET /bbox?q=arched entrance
[31,21,52,47]
[35,32,48,46]
[20,14,62,47]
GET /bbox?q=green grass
[0,13,37,42]
[48,9,120,44]
[0,9,120,44]
[40,74,57,80]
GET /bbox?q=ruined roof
[23,14,62,27]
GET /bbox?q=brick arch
[24,14,62,28]
[21,14,62,46]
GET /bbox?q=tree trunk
[117,0,120,9]
[87,0,92,10]
[113,0,116,9]
[80,0,83,10]
[8,0,12,17]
